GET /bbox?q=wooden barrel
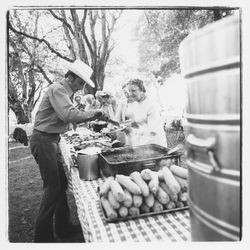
[179,15,241,241]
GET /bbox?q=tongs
[103,119,139,128]
[98,117,121,127]
[167,144,183,155]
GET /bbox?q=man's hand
[123,120,138,134]
[81,109,108,122]
[94,109,109,120]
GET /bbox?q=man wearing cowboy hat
[30,60,107,242]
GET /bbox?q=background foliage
[134,9,233,81]
[8,8,234,124]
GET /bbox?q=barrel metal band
[182,56,240,79]
[187,159,240,185]
[189,199,240,241]
[186,114,241,126]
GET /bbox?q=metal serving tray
[101,204,188,223]
[99,144,182,177]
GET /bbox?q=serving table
[59,137,191,242]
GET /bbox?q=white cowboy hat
[97,90,111,97]
[99,92,110,96]
[64,59,95,88]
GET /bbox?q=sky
[103,9,141,93]
[111,10,140,66]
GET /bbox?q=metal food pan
[99,144,182,177]
[101,204,188,223]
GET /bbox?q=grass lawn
[8,142,84,243]
[8,147,32,162]
[7,130,186,243]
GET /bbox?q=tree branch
[70,9,89,63]
[143,10,151,25]
[41,25,63,40]
[9,39,27,98]
[33,86,43,108]
[49,10,74,35]
[61,10,76,59]
[36,65,54,85]
[8,80,18,103]
[80,9,93,57]
[100,10,119,66]
[8,19,73,62]
[89,10,98,54]
[105,48,112,66]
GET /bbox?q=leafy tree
[135,9,234,82]
[8,10,52,124]
[8,8,122,123]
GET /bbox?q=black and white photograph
[2,0,249,248]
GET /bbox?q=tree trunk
[11,103,29,124]
[9,9,122,107]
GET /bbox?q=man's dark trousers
[30,130,70,242]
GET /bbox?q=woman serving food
[124,78,167,147]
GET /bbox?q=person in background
[96,91,117,120]
[125,78,167,147]
[109,94,117,117]
[74,95,85,111]
[83,94,100,111]
[29,59,108,242]
[115,83,138,123]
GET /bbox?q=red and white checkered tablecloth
[60,138,191,242]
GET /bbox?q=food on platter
[100,120,133,134]
[63,127,112,151]
[99,164,189,221]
